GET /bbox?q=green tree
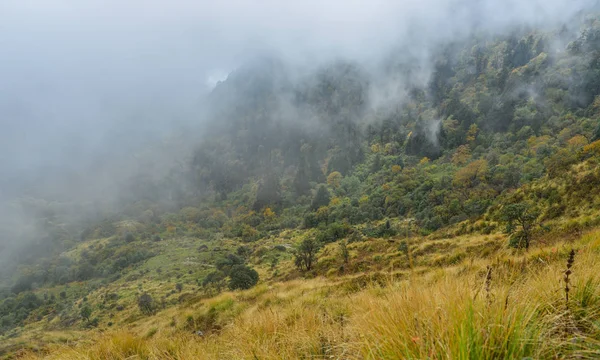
[293,157,311,196]
[500,202,539,250]
[215,254,244,275]
[339,240,349,264]
[592,122,600,142]
[80,305,92,323]
[311,185,331,210]
[294,238,319,271]
[253,170,282,211]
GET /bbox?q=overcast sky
[0,0,596,185]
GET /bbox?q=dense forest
[4,8,600,359]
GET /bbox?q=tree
[592,123,600,142]
[567,135,588,149]
[466,123,479,143]
[263,207,275,220]
[371,153,382,172]
[254,170,282,211]
[293,157,311,196]
[339,240,349,264]
[500,202,539,250]
[311,185,331,210]
[294,238,319,271]
[80,305,92,323]
[327,171,342,189]
[228,265,259,290]
[137,293,156,315]
[453,159,489,188]
[74,263,95,281]
[451,145,471,165]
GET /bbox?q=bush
[202,271,226,289]
[89,317,99,327]
[80,305,92,322]
[242,225,262,242]
[273,244,287,252]
[228,265,259,290]
[362,220,397,238]
[137,293,156,315]
[215,254,244,274]
[112,247,154,271]
[303,213,319,228]
[11,275,36,294]
[124,232,135,243]
[316,223,351,243]
[236,245,251,258]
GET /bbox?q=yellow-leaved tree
[263,207,275,220]
[451,145,471,165]
[327,171,342,189]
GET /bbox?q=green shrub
[124,232,135,243]
[316,223,351,243]
[137,293,156,315]
[202,271,226,288]
[228,265,259,290]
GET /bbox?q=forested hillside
[4,9,600,359]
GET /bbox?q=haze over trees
[2,0,600,358]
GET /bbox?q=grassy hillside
[9,227,600,359]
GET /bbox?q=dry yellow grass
[19,230,600,359]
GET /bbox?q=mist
[1,0,594,174]
[0,0,597,274]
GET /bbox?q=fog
[0,0,597,273]
[0,0,593,177]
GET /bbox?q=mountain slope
[3,11,600,359]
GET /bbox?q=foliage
[216,254,244,275]
[294,238,320,272]
[137,293,156,315]
[316,223,351,243]
[8,14,600,350]
[202,271,227,289]
[80,305,92,322]
[19,230,600,360]
[311,185,331,210]
[500,202,539,249]
[327,172,342,189]
[0,292,42,334]
[123,232,135,243]
[228,265,259,290]
[339,240,349,264]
